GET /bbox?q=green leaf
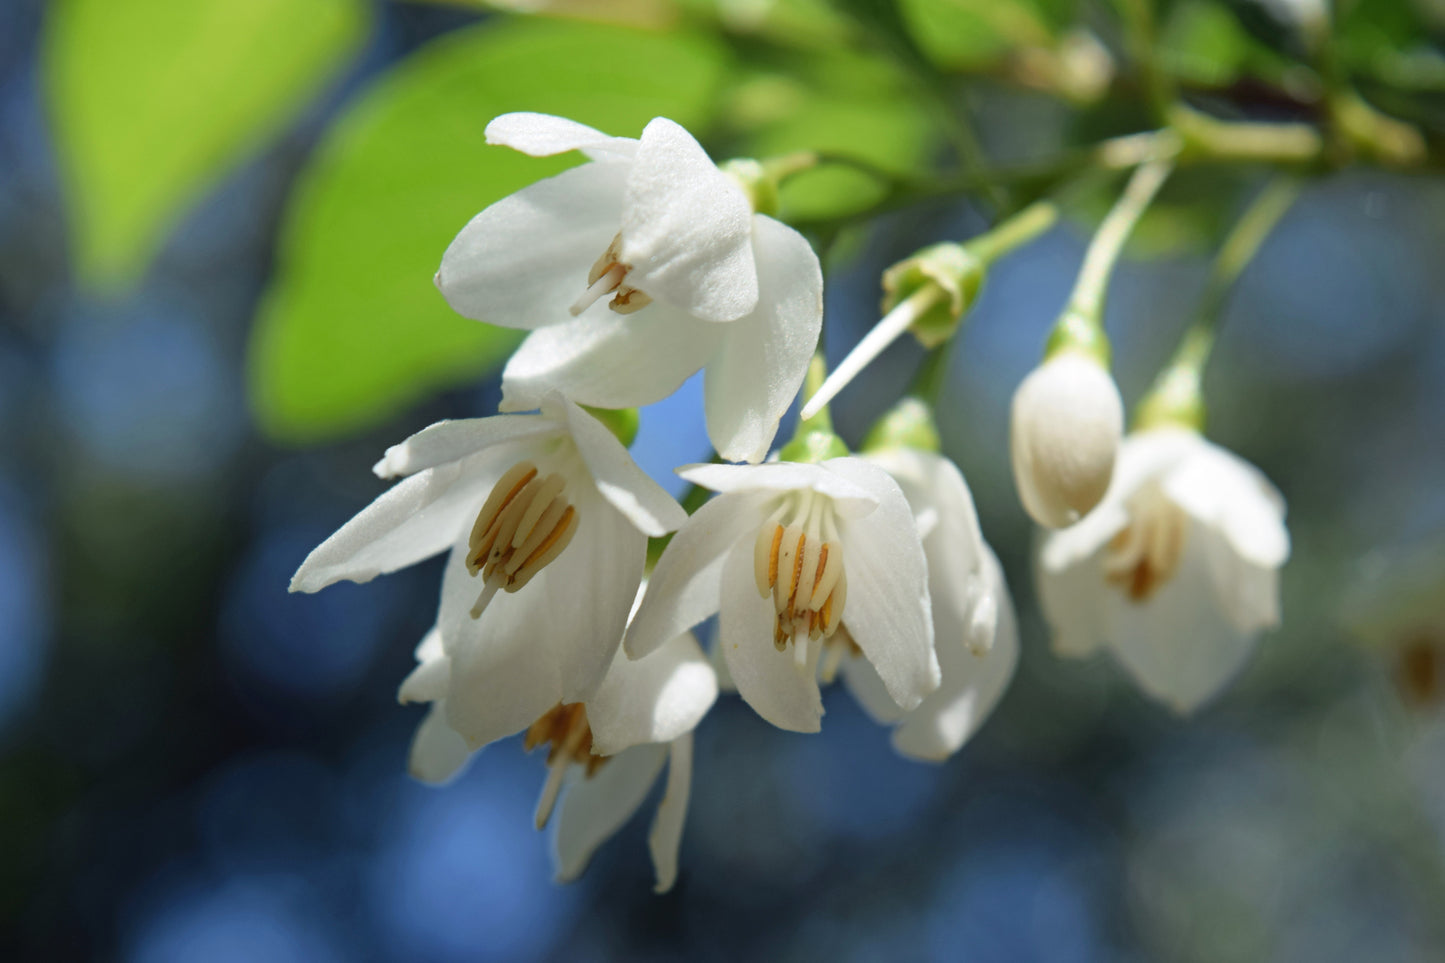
[1158,0,1298,91]
[898,0,1075,71]
[728,51,936,223]
[44,0,368,289]
[249,19,728,443]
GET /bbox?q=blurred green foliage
[248,19,727,442]
[44,0,369,287]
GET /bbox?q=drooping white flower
[436,112,823,464]
[1010,351,1124,528]
[626,457,939,733]
[290,392,686,743]
[1037,427,1289,713]
[839,448,1018,761]
[400,621,717,893]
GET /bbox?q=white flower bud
[1010,352,1124,529]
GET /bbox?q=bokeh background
[3,0,1445,960]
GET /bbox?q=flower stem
[963,199,1059,265]
[1048,157,1173,365]
[800,287,941,421]
[1134,175,1302,431]
[1197,175,1303,332]
[799,353,832,435]
[783,355,849,464]
[909,346,951,407]
[1068,157,1174,324]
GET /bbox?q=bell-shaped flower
[1010,351,1124,528]
[839,448,1018,761]
[1037,427,1289,713]
[399,620,717,893]
[436,112,822,464]
[626,457,939,733]
[290,392,686,737]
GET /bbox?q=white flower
[626,457,939,733]
[400,622,717,893]
[1037,427,1289,713]
[436,112,823,464]
[1010,351,1124,528]
[839,448,1018,761]
[290,392,686,743]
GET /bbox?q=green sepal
[1044,308,1112,367]
[582,405,640,447]
[861,396,941,454]
[780,429,849,464]
[880,242,985,349]
[721,157,780,218]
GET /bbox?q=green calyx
[861,396,941,454]
[582,405,640,448]
[720,157,780,218]
[1133,326,1212,433]
[881,243,985,349]
[783,353,849,463]
[1133,363,1206,433]
[1044,308,1112,367]
[780,429,849,464]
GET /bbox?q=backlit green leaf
[45,0,368,288]
[248,18,728,442]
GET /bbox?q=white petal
[408,702,475,786]
[439,542,563,749]
[485,111,637,161]
[1161,438,1289,569]
[588,632,717,756]
[718,539,824,732]
[540,490,649,704]
[824,458,939,711]
[1103,527,1262,714]
[869,448,988,594]
[437,161,629,329]
[620,118,758,323]
[372,413,558,479]
[289,461,497,593]
[558,396,688,537]
[398,632,449,705]
[624,491,767,659]
[702,215,822,463]
[1038,499,1130,574]
[1203,534,1282,634]
[840,655,906,725]
[891,549,1018,761]
[648,734,693,893]
[1036,539,1110,659]
[677,462,879,517]
[413,625,444,662]
[553,742,668,883]
[500,302,722,413]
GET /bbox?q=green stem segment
[964,199,1059,266]
[1049,157,1174,364]
[1135,176,1303,431]
[782,354,849,464]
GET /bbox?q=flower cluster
[292,113,1290,890]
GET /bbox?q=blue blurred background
[3,1,1445,961]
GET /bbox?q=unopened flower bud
[1010,352,1124,528]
